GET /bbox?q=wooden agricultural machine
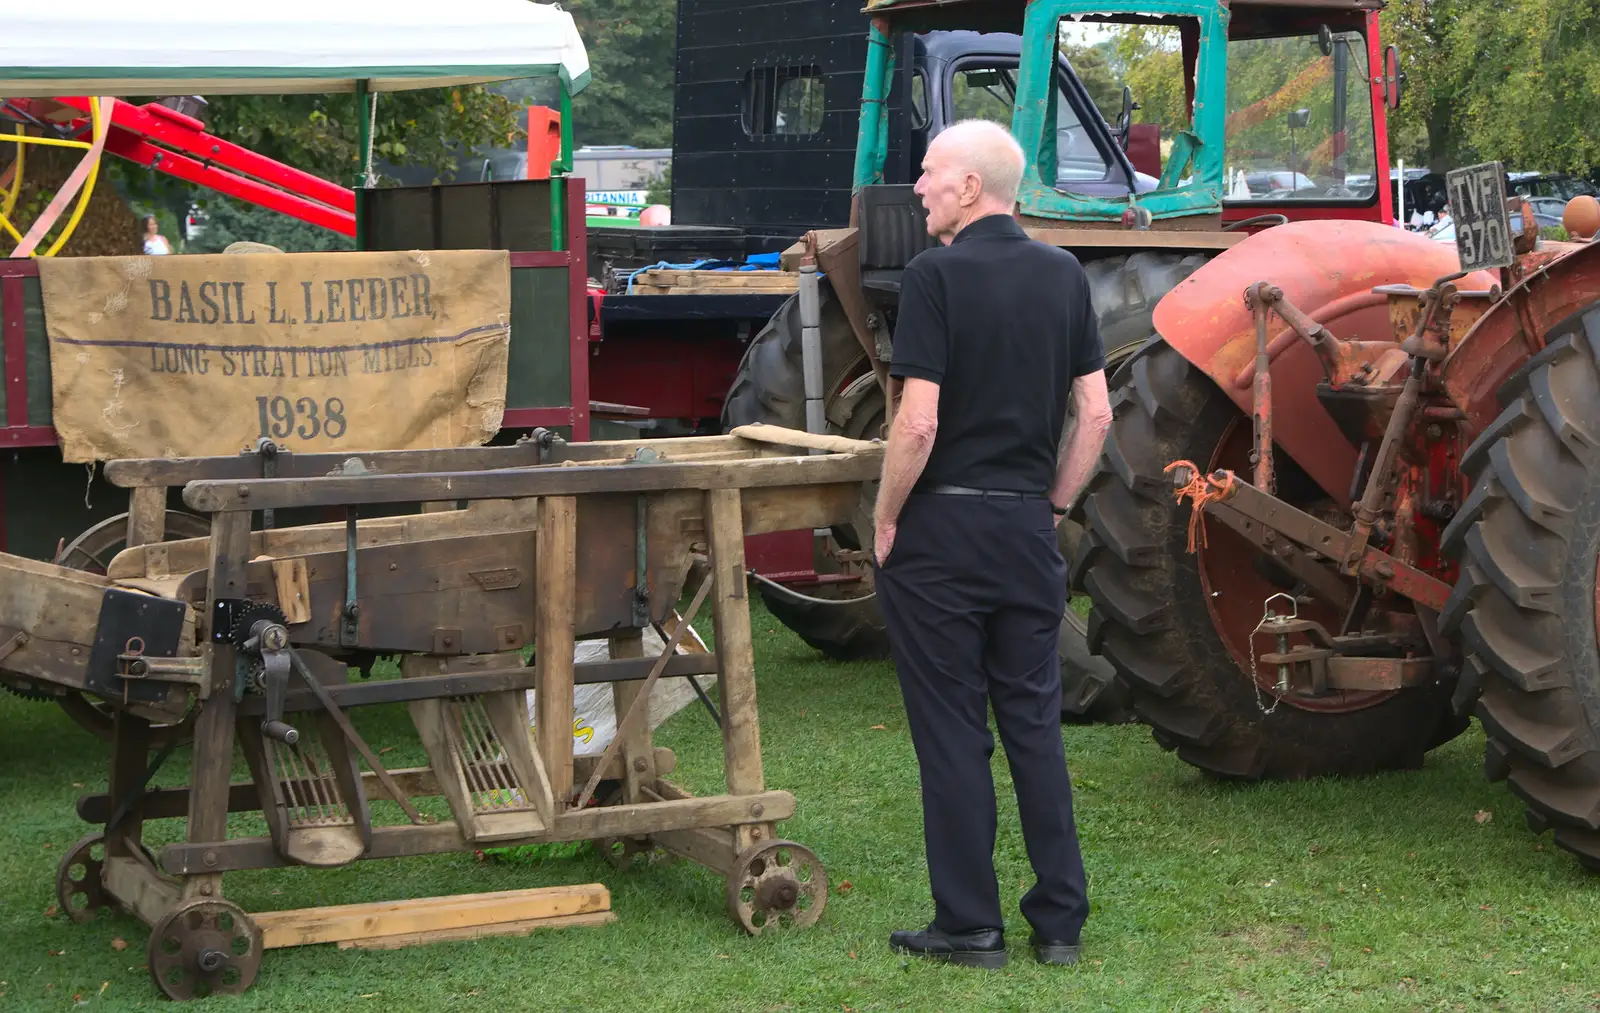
[7,424,879,999]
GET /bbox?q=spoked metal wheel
[53,509,211,745]
[595,789,658,869]
[724,839,827,935]
[147,899,263,1001]
[56,832,110,924]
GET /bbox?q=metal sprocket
[1,676,56,702]
[231,603,288,648]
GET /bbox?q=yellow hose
[1,124,23,218]
[0,123,28,242]
[41,97,103,256]
[1,133,92,151]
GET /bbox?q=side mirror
[1384,45,1405,110]
[1115,84,1135,143]
[1316,24,1334,57]
[1288,108,1312,129]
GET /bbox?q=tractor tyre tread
[1446,308,1600,870]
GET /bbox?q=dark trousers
[875,492,1089,941]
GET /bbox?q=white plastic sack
[527,623,714,757]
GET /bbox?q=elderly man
[872,119,1112,969]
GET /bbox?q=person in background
[872,119,1108,970]
[142,215,171,255]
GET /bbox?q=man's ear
[959,170,983,207]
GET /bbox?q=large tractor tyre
[53,510,213,746]
[1059,604,1136,724]
[1441,309,1600,870]
[1074,340,1464,778]
[1083,251,1210,353]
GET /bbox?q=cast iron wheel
[52,509,211,746]
[147,898,263,1001]
[724,839,827,935]
[1441,307,1600,870]
[1073,340,1463,778]
[56,832,109,923]
[595,789,657,869]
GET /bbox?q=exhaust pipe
[798,264,825,453]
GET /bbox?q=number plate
[1445,161,1514,271]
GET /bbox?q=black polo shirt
[889,213,1104,494]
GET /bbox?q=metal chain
[1246,592,1299,716]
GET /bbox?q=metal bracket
[85,590,193,705]
[244,438,284,529]
[519,427,561,465]
[340,507,360,647]
[1168,464,1452,612]
[118,650,212,697]
[867,312,893,365]
[210,598,250,644]
[633,493,651,627]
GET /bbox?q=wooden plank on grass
[255,883,610,949]
[337,911,616,950]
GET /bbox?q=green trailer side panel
[505,266,571,409]
[25,277,49,427]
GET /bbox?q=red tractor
[1072,172,1600,868]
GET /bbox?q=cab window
[1223,30,1377,202]
[949,65,1014,127]
[946,61,1111,185]
[1060,20,1195,189]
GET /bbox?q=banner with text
[38,250,513,463]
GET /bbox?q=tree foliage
[1112,27,1190,136]
[201,88,522,186]
[184,197,355,254]
[109,85,522,247]
[1060,41,1122,124]
[564,0,677,148]
[1442,0,1600,174]
[1384,0,1600,173]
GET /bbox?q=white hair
[934,119,1026,206]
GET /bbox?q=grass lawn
[3,601,1598,1012]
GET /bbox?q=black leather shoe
[1030,934,1081,966]
[889,924,1007,969]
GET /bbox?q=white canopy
[0,0,590,97]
